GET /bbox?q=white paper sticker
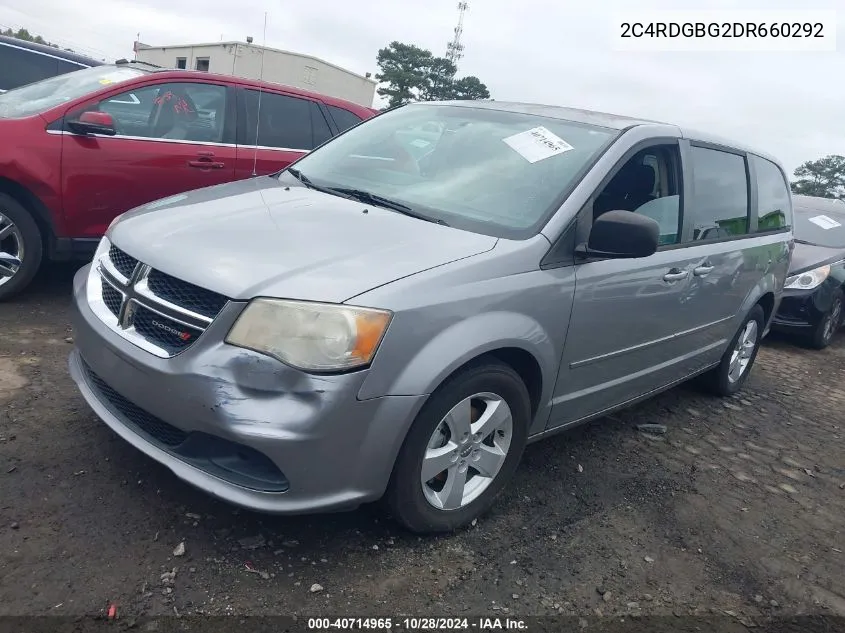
[502,126,574,163]
[808,214,842,230]
[409,138,431,148]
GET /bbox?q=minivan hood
[109,176,497,303]
[789,241,845,275]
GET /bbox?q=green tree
[420,56,457,101]
[790,154,845,199]
[375,42,434,108]
[375,40,491,108]
[447,75,490,101]
[2,27,66,50]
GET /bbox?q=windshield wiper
[286,168,362,202]
[327,187,449,226]
[287,169,447,226]
[286,167,317,189]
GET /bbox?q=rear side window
[0,43,61,91]
[327,104,363,132]
[688,146,749,240]
[751,154,791,232]
[241,89,315,150]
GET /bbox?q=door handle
[188,159,225,169]
[663,268,689,282]
[693,265,715,277]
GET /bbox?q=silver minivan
[68,101,793,532]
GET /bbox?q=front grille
[147,270,228,320]
[102,283,122,317]
[95,243,231,358]
[86,364,187,447]
[132,305,204,354]
[109,246,139,279]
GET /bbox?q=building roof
[135,41,376,84]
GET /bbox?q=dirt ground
[1,263,844,623]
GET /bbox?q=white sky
[1,0,842,177]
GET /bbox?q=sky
[1,0,842,177]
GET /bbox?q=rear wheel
[385,359,530,533]
[810,290,843,350]
[702,305,764,396]
[0,193,43,301]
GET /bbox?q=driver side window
[97,82,228,143]
[592,145,682,246]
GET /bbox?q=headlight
[784,264,830,290]
[225,299,392,372]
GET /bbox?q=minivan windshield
[793,206,845,249]
[0,65,145,119]
[285,103,618,238]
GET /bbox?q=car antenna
[251,11,268,177]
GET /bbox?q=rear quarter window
[327,104,363,132]
[751,154,791,232]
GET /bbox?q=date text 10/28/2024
[307,618,528,630]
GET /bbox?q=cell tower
[446,2,468,69]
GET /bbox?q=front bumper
[69,264,427,514]
[771,287,830,330]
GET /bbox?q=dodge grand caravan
[68,101,793,533]
[0,62,375,299]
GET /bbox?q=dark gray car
[68,101,793,532]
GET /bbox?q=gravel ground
[1,263,844,622]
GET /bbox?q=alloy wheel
[727,319,758,384]
[421,392,513,511]
[0,211,25,288]
[823,298,842,343]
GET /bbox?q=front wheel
[385,359,531,533]
[702,305,765,396]
[810,290,843,350]
[0,193,43,301]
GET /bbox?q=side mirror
[579,210,659,259]
[68,111,117,136]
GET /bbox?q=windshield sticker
[502,126,574,163]
[409,138,431,148]
[808,214,842,230]
[96,70,135,86]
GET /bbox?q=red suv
[0,62,376,299]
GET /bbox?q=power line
[0,22,113,61]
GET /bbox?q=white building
[134,41,377,107]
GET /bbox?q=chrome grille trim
[135,275,214,325]
[86,241,230,358]
[100,252,131,285]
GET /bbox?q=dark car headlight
[784,264,831,291]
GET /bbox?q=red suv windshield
[0,65,146,119]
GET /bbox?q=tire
[702,305,765,397]
[810,290,843,350]
[0,193,43,301]
[385,358,531,534]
